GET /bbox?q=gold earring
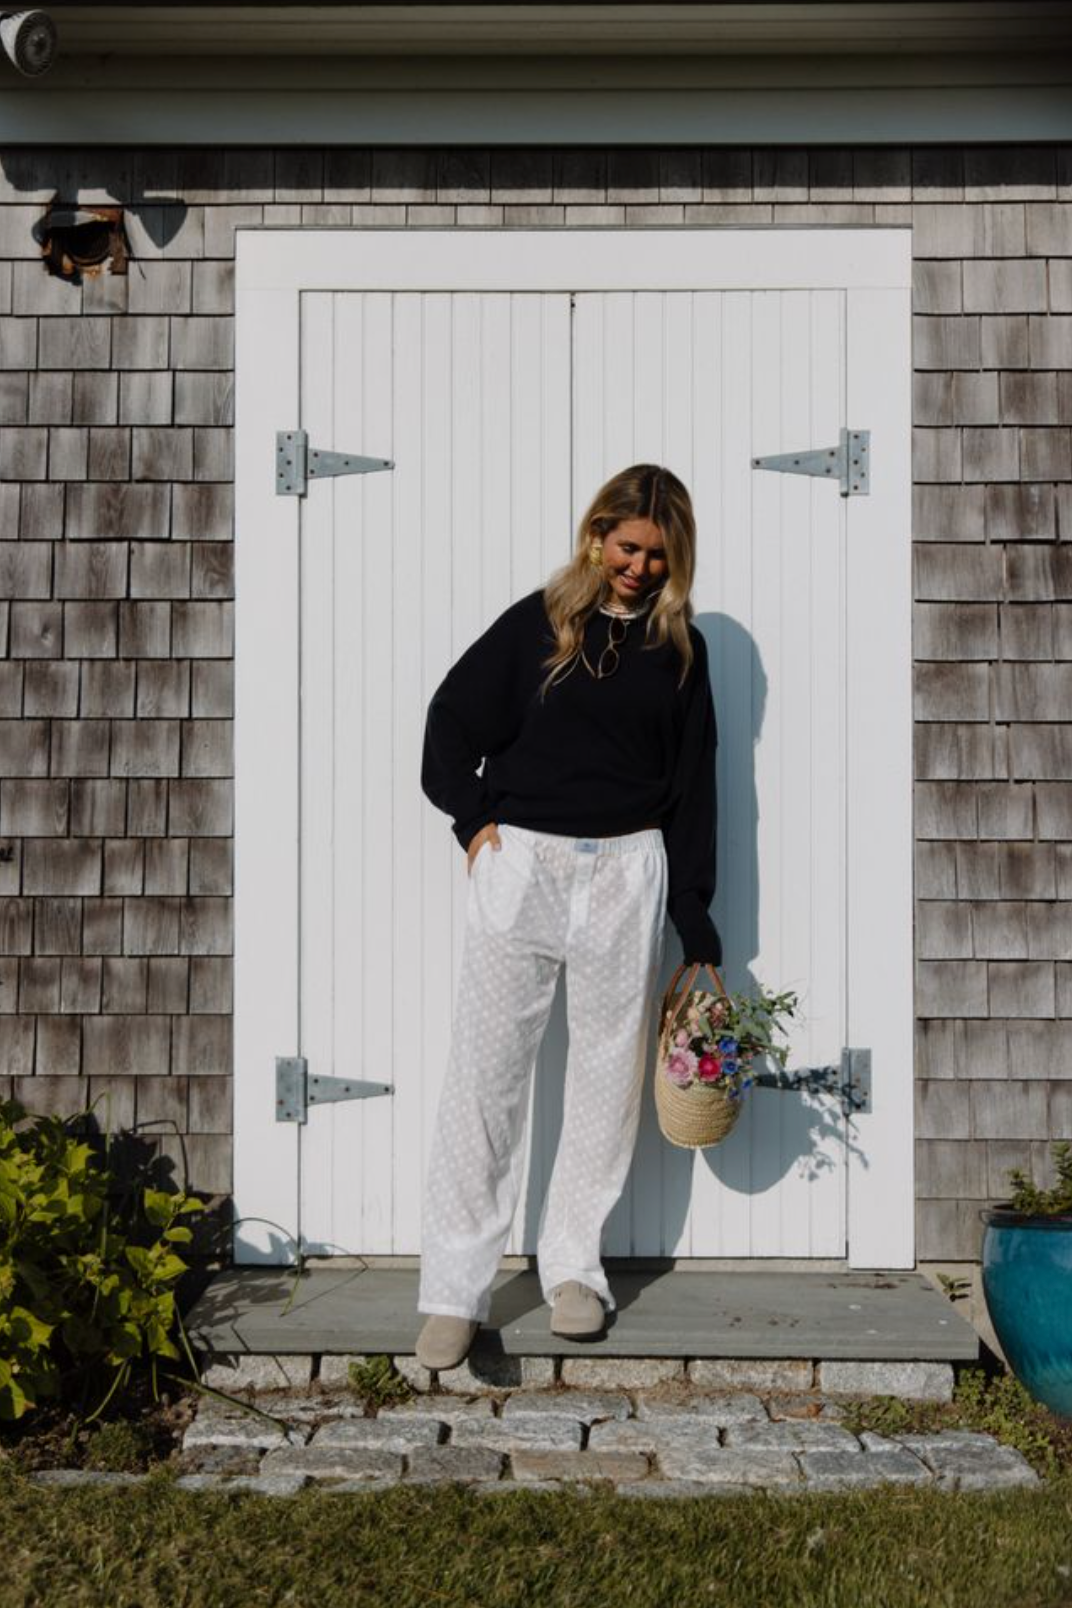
[588,539,603,568]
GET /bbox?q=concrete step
[186,1267,980,1376]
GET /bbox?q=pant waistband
[503,822,664,857]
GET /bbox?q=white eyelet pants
[418,822,668,1322]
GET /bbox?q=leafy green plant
[347,1355,414,1411]
[840,1393,914,1440]
[840,1366,1072,1478]
[1005,1140,1072,1217]
[0,1097,203,1422]
[935,1273,972,1303]
[952,1367,1066,1476]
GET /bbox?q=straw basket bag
[654,960,742,1149]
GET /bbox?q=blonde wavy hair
[538,463,698,699]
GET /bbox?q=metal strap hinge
[752,427,870,497]
[275,1056,394,1123]
[276,430,395,496]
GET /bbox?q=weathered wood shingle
[0,140,1069,1234]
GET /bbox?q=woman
[416,463,721,1371]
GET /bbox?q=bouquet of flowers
[654,962,799,1148]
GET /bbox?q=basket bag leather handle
[659,960,730,1042]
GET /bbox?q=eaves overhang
[3,3,1071,143]
[46,3,1072,56]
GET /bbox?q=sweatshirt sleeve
[420,598,530,851]
[663,628,723,967]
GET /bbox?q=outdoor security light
[0,10,57,75]
[32,202,129,283]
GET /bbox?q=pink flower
[696,1054,722,1083]
[674,1028,689,1047]
[664,1047,698,1087]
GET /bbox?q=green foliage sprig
[0,1097,203,1422]
[720,984,801,1071]
[1005,1140,1072,1218]
[347,1354,414,1411]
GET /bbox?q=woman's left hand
[467,821,503,876]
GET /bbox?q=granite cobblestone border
[20,1362,1041,1498]
[200,1351,959,1400]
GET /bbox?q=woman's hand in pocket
[467,822,502,876]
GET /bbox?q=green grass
[2,1467,1072,1608]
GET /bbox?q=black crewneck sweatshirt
[420,587,722,966]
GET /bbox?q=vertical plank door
[297,291,572,1255]
[573,289,849,1258]
[290,268,906,1262]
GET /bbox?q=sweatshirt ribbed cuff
[669,897,723,968]
[453,809,497,854]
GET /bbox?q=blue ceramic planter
[981,1209,1072,1420]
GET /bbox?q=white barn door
[297,291,572,1257]
[579,291,849,1258]
[234,229,913,1270]
[298,287,850,1261]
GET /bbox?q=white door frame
[233,226,914,1269]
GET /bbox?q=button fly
[565,844,598,942]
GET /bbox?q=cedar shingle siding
[1,145,1070,1258]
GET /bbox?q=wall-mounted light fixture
[32,202,129,283]
[0,10,57,75]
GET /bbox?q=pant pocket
[470,824,534,933]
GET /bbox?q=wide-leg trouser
[418,822,668,1322]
